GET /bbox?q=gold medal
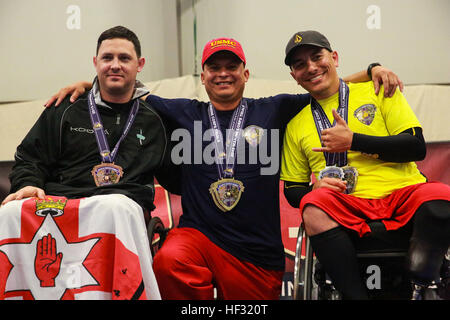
[206,100,248,212]
[209,178,245,212]
[91,162,123,186]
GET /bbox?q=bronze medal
[91,162,123,186]
[209,178,245,212]
[87,90,139,188]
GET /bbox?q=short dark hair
[96,26,141,58]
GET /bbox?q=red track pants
[152,227,284,300]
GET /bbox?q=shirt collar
[91,76,149,108]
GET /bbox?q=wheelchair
[147,216,170,257]
[293,222,450,300]
[145,187,176,257]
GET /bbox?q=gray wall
[0,0,179,102]
[1,0,449,102]
[179,0,450,84]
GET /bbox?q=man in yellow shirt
[281,30,450,299]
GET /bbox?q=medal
[318,166,358,195]
[319,166,344,180]
[91,162,124,186]
[342,166,358,194]
[313,80,358,194]
[88,90,139,186]
[209,178,245,212]
[207,100,248,212]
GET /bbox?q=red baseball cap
[201,37,246,68]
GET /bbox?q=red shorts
[152,227,284,300]
[299,182,450,237]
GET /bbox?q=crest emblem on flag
[0,195,155,300]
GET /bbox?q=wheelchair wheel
[293,226,305,300]
[293,225,315,300]
[147,216,167,257]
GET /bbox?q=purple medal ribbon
[87,90,139,163]
[311,79,349,167]
[208,100,248,179]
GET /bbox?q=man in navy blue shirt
[148,40,311,299]
[45,36,402,300]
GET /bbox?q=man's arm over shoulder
[267,93,311,127]
[145,94,195,121]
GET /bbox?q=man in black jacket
[0,26,177,300]
[3,26,177,210]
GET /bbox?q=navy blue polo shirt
[146,93,309,270]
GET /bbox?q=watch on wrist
[367,62,381,80]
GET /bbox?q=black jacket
[10,89,180,211]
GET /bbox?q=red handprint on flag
[35,234,63,287]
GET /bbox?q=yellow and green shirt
[280,81,426,199]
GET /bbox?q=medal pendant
[209,178,245,212]
[319,166,344,180]
[91,162,123,186]
[342,166,358,194]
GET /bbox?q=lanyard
[207,100,248,179]
[311,79,349,167]
[87,90,139,163]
